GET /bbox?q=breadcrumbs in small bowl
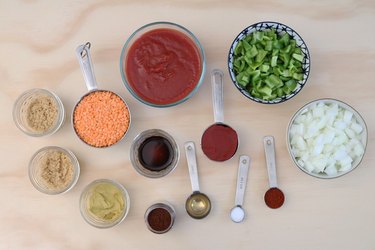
[72,90,131,148]
[29,146,80,195]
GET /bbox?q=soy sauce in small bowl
[139,136,174,172]
[130,129,179,178]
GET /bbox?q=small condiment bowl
[144,202,176,234]
[13,88,65,136]
[120,21,206,108]
[29,146,80,195]
[130,129,179,178]
[287,98,368,179]
[79,179,130,229]
[228,21,311,104]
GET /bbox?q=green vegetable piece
[248,45,258,58]
[242,40,252,52]
[234,42,243,56]
[265,41,273,51]
[256,49,268,63]
[271,56,278,67]
[286,79,297,91]
[260,64,270,73]
[279,32,290,46]
[258,86,272,97]
[292,73,303,81]
[292,53,304,62]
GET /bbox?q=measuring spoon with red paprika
[184,141,211,219]
[201,69,238,162]
[263,136,285,209]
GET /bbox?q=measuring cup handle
[211,69,224,123]
[235,155,250,206]
[263,136,278,188]
[76,42,98,92]
[184,141,200,193]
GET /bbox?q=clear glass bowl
[228,21,311,104]
[144,202,176,234]
[13,88,65,136]
[130,129,179,178]
[79,179,130,228]
[120,21,206,108]
[287,98,368,179]
[29,146,80,194]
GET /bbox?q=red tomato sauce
[125,28,202,105]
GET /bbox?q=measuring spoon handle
[211,69,224,123]
[76,42,98,92]
[263,136,278,188]
[235,155,250,207]
[184,141,200,193]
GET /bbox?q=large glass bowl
[120,21,206,108]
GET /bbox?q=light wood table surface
[1,1,374,249]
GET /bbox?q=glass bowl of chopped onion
[228,21,310,104]
[29,146,80,194]
[287,99,368,179]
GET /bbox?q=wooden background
[0,1,374,249]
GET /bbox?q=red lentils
[73,91,130,147]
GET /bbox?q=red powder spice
[73,91,130,147]
[147,208,172,232]
[201,124,238,161]
[264,187,285,209]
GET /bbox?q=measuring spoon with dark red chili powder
[263,136,285,209]
[201,69,238,162]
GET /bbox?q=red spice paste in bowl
[121,22,205,107]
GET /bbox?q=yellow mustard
[87,182,125,221]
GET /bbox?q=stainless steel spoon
[184,141,211,219]
[230,155,250,223]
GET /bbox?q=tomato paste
[201,124,238,161]
[125,28,202,105]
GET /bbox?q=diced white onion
[289,101,365,176]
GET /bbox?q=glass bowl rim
[286,98,368,179]
[28,146,80,194]
[13,88,65,137]
[119,21,206,108]
[79,178,130,228]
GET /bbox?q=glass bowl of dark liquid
[130,129,180,178]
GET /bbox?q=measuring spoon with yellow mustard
[184,141,211,219]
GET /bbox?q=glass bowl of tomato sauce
[120,22,206,107]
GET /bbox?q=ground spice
[26,95,58,132]
[37,150,74,191]
[73,91,130,147]
[264,187,285,209]
[147,208,172,232]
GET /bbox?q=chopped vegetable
[289,101,365,176]
[233,28,305,101]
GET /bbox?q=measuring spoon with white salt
[230,155,250,223]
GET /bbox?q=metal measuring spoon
[201,69,238,162]
[230,155,250,223]
[263,136,285,209]
[184,141,211,219]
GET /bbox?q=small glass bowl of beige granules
[29,146,80,195]
[13,88,65,137]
